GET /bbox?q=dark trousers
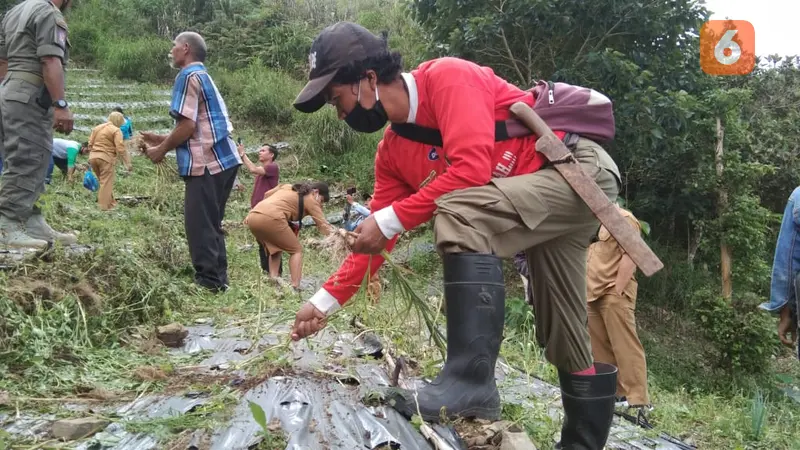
[184,165,239,290]
[45,156,68,184]
[257,244,283,276]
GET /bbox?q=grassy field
[1,69,800,450]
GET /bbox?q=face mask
[344,80,388,133]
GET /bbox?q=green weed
[215,61,303,128]
[98,38,174,82]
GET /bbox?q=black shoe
[386,253,505,422]
[194,279,229,293]
[555,363,618,450]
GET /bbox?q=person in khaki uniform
[586,204,651,416]
[289,22,621,449]
[0,0,75,248]
[87,111,132,210]
[245,182,332,290]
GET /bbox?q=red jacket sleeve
[390,83,496,231]
[315,140,415,310]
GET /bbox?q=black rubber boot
[555,362,618,450]
[387,253,505,422]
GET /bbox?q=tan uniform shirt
[252,184,331,235]
[586,207,640,302]
[0,0,69,74]
[88,122,129,166]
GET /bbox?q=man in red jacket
[291,22,621,449]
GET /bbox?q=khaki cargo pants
[88,158,118,210]
[434,138,620,373]
[588,284,650,405]
[0,75,54,222]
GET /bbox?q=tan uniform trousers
[245,211,302,255]
[588,284,649,405]
[434,138,620,373]
[88,158,117,210]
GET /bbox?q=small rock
[52,417,109,441]
[0,391,9,405]
[156,322,188,348]
[500,428,538,450]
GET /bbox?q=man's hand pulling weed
[291,302,328,341]
[352,215,387,254]
[140,131,166,147]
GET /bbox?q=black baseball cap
[293,22,387,114]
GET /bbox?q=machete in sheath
[509,102,664,277]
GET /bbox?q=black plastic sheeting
[3,320,697,450]
[210,375,459,450]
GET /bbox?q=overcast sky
[701,0,798,58]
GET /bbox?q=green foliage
[504,296,534,333]
[0,0,23,13]
[0,244,190,393]
[750,390,768,441]
[97,38,174,82]
[201,11,317,77]
[695,290,778,378]
[501,403,560,450]
[66,19,103,64]
[248,401,268,431]
[293,107,382,189]
[637,245,716,312]
[215,61,303,128]
[406,248,439,275]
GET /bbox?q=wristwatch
[52,99,68,109]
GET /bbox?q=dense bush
[214,61,303,127]
[695,289,779,378]
[291,106,382,189]
[97,38,174,83]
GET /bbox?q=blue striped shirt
[170,63,241,177]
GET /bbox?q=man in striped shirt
[142,31,242,293]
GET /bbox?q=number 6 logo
[714,30,741,65]
[700,20,755,76]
